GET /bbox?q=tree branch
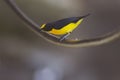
[4,0,120,47]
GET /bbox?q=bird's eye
[42,25,53,31]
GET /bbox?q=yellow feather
[41,24,46,28]
[49,19,83,35]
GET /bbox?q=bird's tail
[79,13,91,19]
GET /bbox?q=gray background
[0,0,120,80]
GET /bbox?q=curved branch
[5,0,120,47]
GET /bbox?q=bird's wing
[42,14,90,31]
[46,17,82,30]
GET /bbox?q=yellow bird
[40,14,90,41]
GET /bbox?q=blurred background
[0,0,120,80]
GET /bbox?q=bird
[40,14,90,41]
